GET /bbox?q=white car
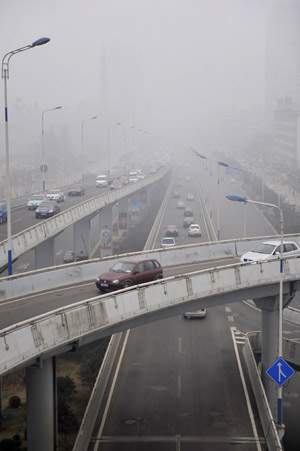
[176,200,185,209]
[188,224,202,237]
[161,237,176,248]
[240,240,300,263]
[27,194,47,210]
[46,189,65,202]
[184,308,206,319]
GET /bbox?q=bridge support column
[118,197,129,237]
[35,238,55,269]
[26,357,57,451]
[99,206,113,257]
[74,217,90,261]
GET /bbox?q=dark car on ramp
[68,185,85,196]
[35,201,61,219]
[95,257,163,292]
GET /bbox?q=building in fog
[274,96,300,168]
[265,0,300,123]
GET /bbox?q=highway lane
[88,165,269,450]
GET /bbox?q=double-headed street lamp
[192,150,229,240]
[42,106,62,191]
[226,194,284,426]
[82,116,97,181]
[2,37,50,276]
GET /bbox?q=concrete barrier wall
[1,233,300,303]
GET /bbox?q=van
[96,175,108,188]
[0,202,7,224]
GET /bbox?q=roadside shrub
[0,434,22,450]
[8,396,21,409]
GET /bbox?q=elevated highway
[1,163,300,450]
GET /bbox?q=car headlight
[112,279,119,284]
[49,209,54,213]
[96,277,100,281]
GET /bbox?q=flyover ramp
[1,253,300,377]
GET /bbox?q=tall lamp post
[82,115,97,181]
[42,106,62,191]
[107,122,121,169]
[226,194,284,426]
[2,37,50,276]
[192,150,229,240]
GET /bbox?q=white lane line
[93,329,130,450]
[177,376,181,399]
[227,316,235,323]
[225,307,232,313]
[178,336,182,353]
[230,327,262,451]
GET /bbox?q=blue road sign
[266,357,295,387]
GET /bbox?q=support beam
[35,237,55,269]
[26,357,57,451]
[74,216,90,261]
[99,206,113,257]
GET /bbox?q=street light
[42,106,62,191]
[2,37,50,276]
[226,194,284,426]
[107,122,121,169]
[82,116,97,181]
[192,150,229,240]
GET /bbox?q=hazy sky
[0,0,275,167]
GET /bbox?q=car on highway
[46,189,65,202]
[95,257,163,292]
[172,190,180,198]
[35,201,61,219]
[186,193,194,201]
[0,202,7,224]
[63,250,74,263]
[183,217,194,228]
[240,240,300,263]
[184,308,206,319]
[110,179,122,190]
[161,237,176,248]
[68,185,85,196]
[188,224,202,237]
[165,225,179,237]
[183,207,193,217]
[176,200,185,209]
[27,194,47,210]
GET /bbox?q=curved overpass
[1,246,300,377]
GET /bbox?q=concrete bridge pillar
[74,216,90,261]
[26,357,57,451]
[35,238,55,269]
[99,206,113,257]
[118,197,129,237]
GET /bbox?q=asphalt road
[1,159,300,449]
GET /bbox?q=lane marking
[177,376,181,399]
[178,336,182,353]
[93,329,131,450]
[230,327,262,451]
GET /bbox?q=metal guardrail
[243,333,283,451]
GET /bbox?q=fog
[0,0,274,191]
